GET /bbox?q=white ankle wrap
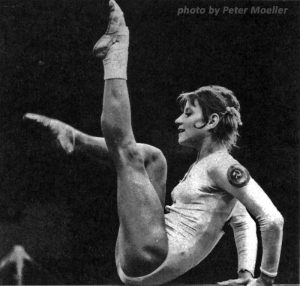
[103,27,129,80]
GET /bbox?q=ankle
[102,28,129,80]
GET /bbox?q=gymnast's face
[175,99,207,148]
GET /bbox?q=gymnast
[24,0,283,285]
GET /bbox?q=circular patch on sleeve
[227,164,250,188]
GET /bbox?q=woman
[25,0,283,285]
[93,1,283,285]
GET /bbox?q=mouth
[178,128,185,134]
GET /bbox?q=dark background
[0,0,299,284]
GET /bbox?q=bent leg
[76,135,167,206]
[23,113,167,205]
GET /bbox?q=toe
[23,113,42,122]
[23,113,51,126]
[108,0,125,24]
[23,113,36,120]
[109,0,121,12]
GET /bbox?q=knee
[120,142,145,169]
[144,146,167,173]
[151,148,167,168]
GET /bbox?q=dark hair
[178,85,242,151]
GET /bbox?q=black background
[0,0,299,284]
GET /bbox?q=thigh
[139,144,167,206]
[117,162,164,225]
[116,164,168,276]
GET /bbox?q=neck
[195,136,227,161]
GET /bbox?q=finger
[218,280,234,285]
[218,278,250,286]
[246,278,258,286]
[234,278,251,284]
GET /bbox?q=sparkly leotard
[117,151,239,285]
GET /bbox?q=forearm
[233,179,284,278]
[235,225,257,276]
[257,211,284,277]
[230,202,257,276]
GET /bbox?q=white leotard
[117,151,239,285]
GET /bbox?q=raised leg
[95,0,168,277]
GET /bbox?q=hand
[247,276,274,286]
[218,270,253,286]
[218,277,252,286]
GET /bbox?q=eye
[184,112,192,117]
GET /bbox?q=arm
[230,201,257,277]
[218,201,257,285]
[210,161,284,286]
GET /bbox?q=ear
[207,113,220,130]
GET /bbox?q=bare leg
[102,81,168,276]
[23,113,167,206]
[95,0,168,277]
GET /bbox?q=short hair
[178,85,243,151]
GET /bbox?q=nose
[175,114,183,125]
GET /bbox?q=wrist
[260,272,275,286]
[238,269,253,279]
